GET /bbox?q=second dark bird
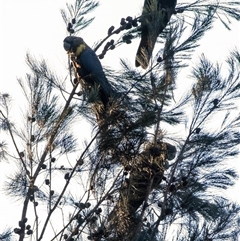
[135,0,177,69]
[63,36,115,107]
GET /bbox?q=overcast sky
[0,0,240,236]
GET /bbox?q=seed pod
[110,45,115,50]
[195,127,201,134]
[125,22,132,29]
[18,221,24,228]
[79,203,86,209]
[132,19,138,27]
[120,18,126,25]
[85,202,91,208]
[101,50,107,56]
[109,39,114,45]
[26,225,31,230]
[123,34,133,42]
[14,228,21,234]
[126,16,133,22]
[22,217,28,223]
[64,173,70,180]
[30,135,35,142]
[99,54,104,59]
[71,18,76,24]
[213,98,219,107]
[95,208,102,215]
[108,25,115,35]
[26,230,33,235]
[77,159,84,165]
[104,42,110,51]
[115,28,121,34]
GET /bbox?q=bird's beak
[63,42,72,52]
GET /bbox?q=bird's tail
[135,35,156,69]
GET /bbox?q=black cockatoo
[135,0,177,69]
[63,36,115,107]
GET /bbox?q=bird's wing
[79,48,114,98]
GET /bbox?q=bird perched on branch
[135,0,177,69]
[63,36,115,107]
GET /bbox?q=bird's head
[63,36,86,56]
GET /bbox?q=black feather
[135,0,177,69]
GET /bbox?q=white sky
[0,0,240,238]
